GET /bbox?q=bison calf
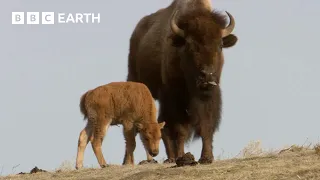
[75,81,165,169]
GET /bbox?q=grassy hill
[2,142,320,180]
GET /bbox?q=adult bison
[127,0,238,164]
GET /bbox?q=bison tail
[79,91,89,120]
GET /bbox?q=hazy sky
[1,0,319,176]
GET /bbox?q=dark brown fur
[127,0,238,164]
[75,82,165,169]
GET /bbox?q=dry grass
[2,141,320,180]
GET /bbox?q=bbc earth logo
[12,12,101,24]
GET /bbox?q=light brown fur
[75,81,165,169]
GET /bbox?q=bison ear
[135,123,144,132]
[158,122,166,129]
[222,34,238,48]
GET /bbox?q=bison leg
[122,128,137,165]
[75,123,93,169]
[198,128,214,164]
[161,127,177,163]
[91,119,110,168]
[158,111,176,163]
[191,90,221,164]
[159,112,189,163]
[159,89,190,163]
[175,123,189,158]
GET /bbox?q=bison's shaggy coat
[127,0,238,164]
[75,82,165,169]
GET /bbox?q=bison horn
[170,10,185,37]
[221,11,235,38]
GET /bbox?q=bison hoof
[198,157,213,164]
[163,158,176,164]
[138,159,158,165]
[122,160,135,166]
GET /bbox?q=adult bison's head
[169,9,237,94]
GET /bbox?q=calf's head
[169,9,238,93]
[136,122,165,157]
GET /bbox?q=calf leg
[91,119,111,168]
[122,128,137,165]
[75,123,93,169]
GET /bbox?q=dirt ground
[2,144,320,180]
